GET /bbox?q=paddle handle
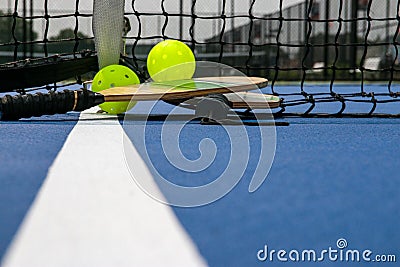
[0,90,104,120]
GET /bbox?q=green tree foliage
[0,10,38,43]
[50,28,89,40]
[47,27,94,53]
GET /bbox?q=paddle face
[100,76,269,102]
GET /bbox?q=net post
[386,1,390,44]
[29,0,33,58]
[23,0,27,59]
[324,0,330,80]
[351,0,358,80]
[231,0,235,53]
[179,0,183,39]
[303,0,309,66]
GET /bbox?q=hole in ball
[110,83,115,88]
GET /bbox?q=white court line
[2,109,207,267]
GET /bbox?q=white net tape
[93,0,125,68]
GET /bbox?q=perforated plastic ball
[92,65,140,114]
[147,40,196,82]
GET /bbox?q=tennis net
[0,0,399,116]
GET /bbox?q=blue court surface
[0,84,399,266]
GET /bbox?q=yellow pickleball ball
[92,65,140,114]
[147,40,196,82]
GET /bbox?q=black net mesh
[1,0,400,116]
